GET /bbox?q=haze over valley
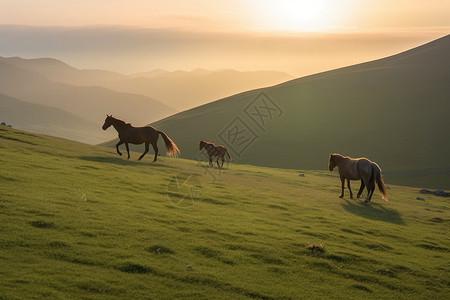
[0,56,292,143]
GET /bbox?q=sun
[252,0,340,32]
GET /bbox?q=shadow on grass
[341,200,405,225]
[195,164,230,171]
[78,156,178,169]
[79,156,151,166]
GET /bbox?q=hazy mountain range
[0,93,108,144]
[101,69,293,110]
[0,56,291,143]
[104,34,450,187]
[0,57,175,143]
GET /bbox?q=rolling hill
[1,126,449,299]
[104,35,450,189]
[0,93,116,144]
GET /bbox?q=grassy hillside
[103,35,450,189]
[0,93,116,144]
[1,127,449,299]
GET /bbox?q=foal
[199,140,231,167]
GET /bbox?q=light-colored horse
[328,153,388,203]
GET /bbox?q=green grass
[1,127,449,299]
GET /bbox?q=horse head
[328,154,336,171]
[199,140,205,150]
[102,115,113,130]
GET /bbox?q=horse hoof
[350,196,353,199]
[339,195,343,198]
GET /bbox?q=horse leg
[138,142,150,161]
[151,142,158,162]
[365,187,372,203]
[221,155,224,168]
[209,155,213,166]
[364,181,375,203]
[347,179,353,199]
[339,176,345,198]
[216,156,220,167]
[116,141,124,156]
[369,180,375,202]
[125,143,130,159]
[357,179,365,198]
[360,174,371,203]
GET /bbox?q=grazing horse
[199,140,231,167]
[328,153,388,203]
[102,115,180,161]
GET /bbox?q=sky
[1,0,449,32]
[0,0,448,75]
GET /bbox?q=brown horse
[199,140,231,167]
[328,153,388,203]
[102,115,180,161]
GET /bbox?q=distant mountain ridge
[0,56,126,85]
[1,56,293,110]
[0,58,176,125]
[0,55,295,143]
[0,93,115,144]
[101,69,294,110]
[0,57,176,143]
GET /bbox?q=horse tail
[157,131,180,157]
[225,148,232,161]
[373,163,388,202]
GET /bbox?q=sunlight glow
[252,0,343,32]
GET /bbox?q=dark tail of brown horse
[371,163,388,201]
[157,131,180,157]
[225,148,232,161]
